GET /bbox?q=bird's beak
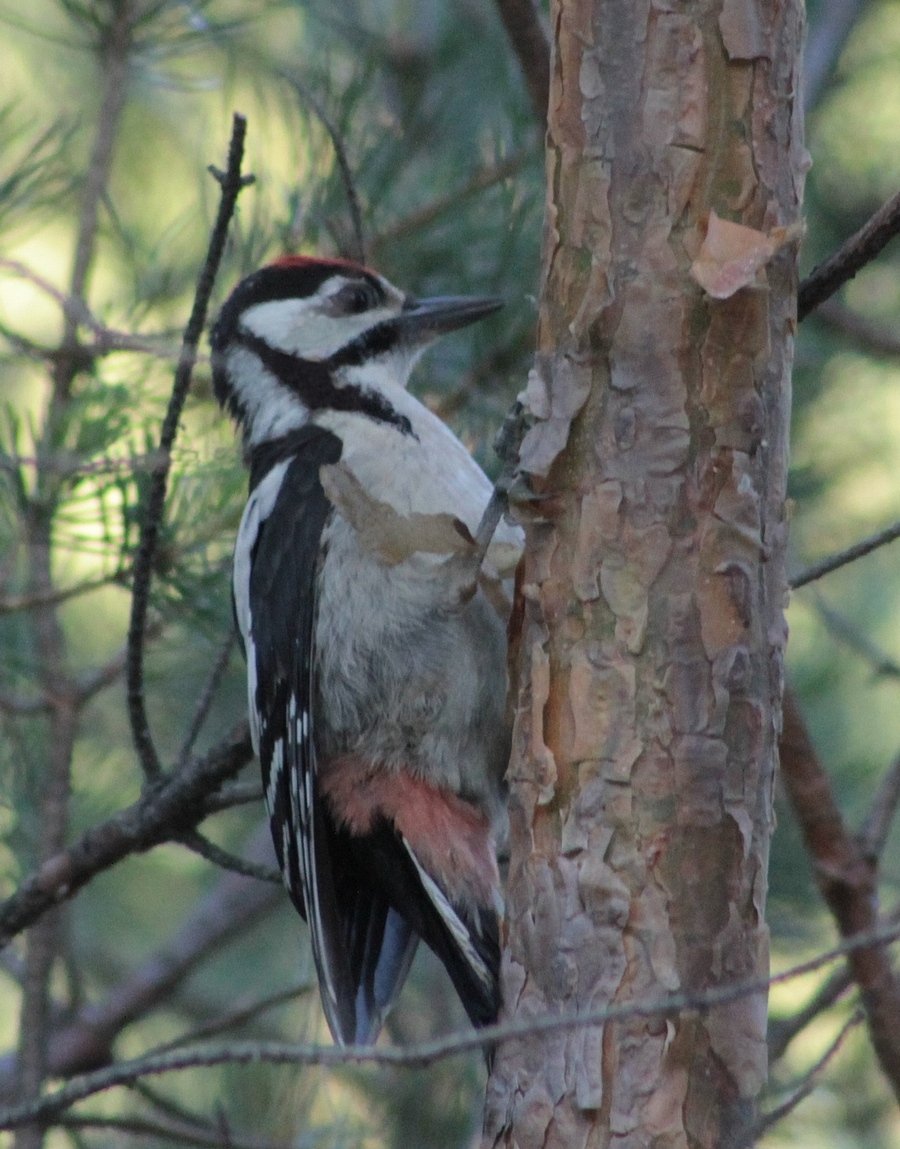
[397,295,503,340]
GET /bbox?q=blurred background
[0,1,899,1145]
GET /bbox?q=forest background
[1,1,900,1146]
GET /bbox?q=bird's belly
[314,517,511,820]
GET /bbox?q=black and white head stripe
[233,330,413,436]
[211,256,415,438]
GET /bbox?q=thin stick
[798,187,900,320]
[125,114,254,783]
[790,517,900,589]
[4,915,900,1128]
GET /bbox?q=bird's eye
[335,281,380,315]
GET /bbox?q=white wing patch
[401,835,494,992]
[233,458,293,757]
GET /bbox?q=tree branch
[750,1010,864,1146]
[0,723,253,950]
[4,918,900,1130]
[493,0,550,124]
[767,961,854,1064]
[790,517,900,589]
[798,187,900,321]
[780,686,900,1100]
[0,837,279,1098]
[125,112,254,784]
[282,74,366,264]
[811,596,900,681]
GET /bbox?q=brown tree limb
[125,112,254,784]
[5,920,900,1131]
[0,838,279,1098]
[790,517,900,588]
[493,0,550,124]
[798,187,900,320]
[780,686,900,1100]
[0,723,253,950]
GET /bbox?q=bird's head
[211,255,501,446]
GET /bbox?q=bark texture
[484,2,804,1147]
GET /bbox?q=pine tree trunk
[484,2,804,1146]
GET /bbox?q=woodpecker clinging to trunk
[211,256,522,1047]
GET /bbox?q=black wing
[338,820,501,1033]
[242,426,419,1044]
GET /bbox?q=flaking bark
[484,2,804,1146]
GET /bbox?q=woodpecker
[211,255,522,1047]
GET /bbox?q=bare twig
[790,517,900,589]
[369,151,532,257]
[780,687,900,1099]
[859,758,900,860]
[0,841,279,1098]
[149,983,313,1057]
[125,113,254,784]
[175,831,281,886]
[811,597,900,681]
[798,187,900,321]
[283,74,366,264]
[493,0,550,124]
[769,772,900,1064]
[175,632,235,768]
[201,780,263,813]
[768,961,854,1064]
[0,571,125,616]
[59,1112,295,1149]
[1,450,170,481]
[750,1011,864,1146]
[0,261,180,362]
[4,917,900,1129]
[0,723,253,950]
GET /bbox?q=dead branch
[4,916,900,1130]
[493,0,550,124]
[790,517,900,589]
[0,838,279,1097]
[125,112,254,784]
[780,686,900,1100]
[282,74,366,264]
[811,597,900,680]
[750,1011,864,1146]
[798,187,900,320]
[0,723,253,950]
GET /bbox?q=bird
[211,254,522,1048]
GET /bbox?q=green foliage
[1,0,900,1145]
[0,1,541,1144]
